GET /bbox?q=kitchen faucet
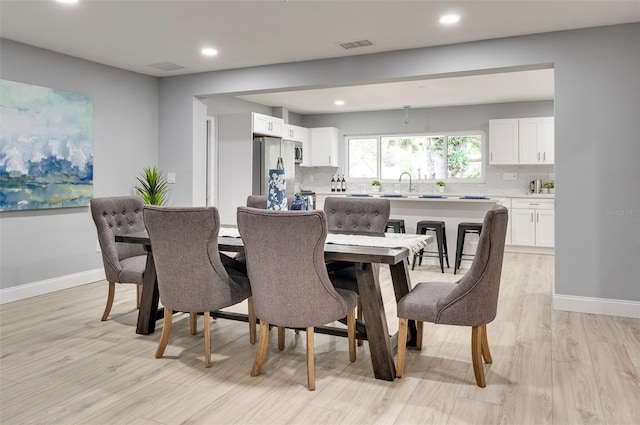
[398,172,414,192]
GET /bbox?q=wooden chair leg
[251,321,270,376]
[101,282,116,321]
[347,309,356,362]
[277,326,285,351]
[248,296,256,344]
[190,312,197,335]
[204,311,211,368]
[306,326,315,391]
[356,296,363,347]
[416,321,424,350]
[136,284,142,309]
[155,308,173,359]
[397,318,408,378]
[480,324,492,363]
[471,326,487,388]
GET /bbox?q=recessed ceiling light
[335,100,345,106]
[439,14,460,25]
[201,48,218,57]
[56,0,79,4]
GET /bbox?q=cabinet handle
[537,152,540,161]
[536,212,539,223]
[530,203,540,206]
[328,155,331,164]
[490,152,493,161]
[543,152,546,161]
[531,213,534,222]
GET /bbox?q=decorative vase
[437,186,445,193]
[541,188,549,194]
[371,186,380,192]
[290,193,308,210]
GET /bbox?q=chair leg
[204,311,211,368]
[306,326,315,391]
[251,321,270,377]
[471,326,487,388]
[416,321,424,350]
[396,318,408,378]
[155,308,173,359]
[136,284,142,309]
[101,282,116,321]
[356,296,363,347]
[347,309,356,362]
[248,297,256,344]
[277,326,285,351]
[435,227,445,273]
[189,312,197,335]
[480,324,492,363]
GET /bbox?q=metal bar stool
[385,219,406,233]
[454,222,483,274]
[412,220,449,273]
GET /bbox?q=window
[346,132,484,182]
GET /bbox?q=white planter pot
[370,186,380,192]
[437,186,445,193]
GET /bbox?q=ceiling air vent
[338,39,373,50]
[145,61,186,71]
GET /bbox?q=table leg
[389,259,418,347]
[136,251,160,335]
[355,262,396,381]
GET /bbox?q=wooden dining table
[116,230,431,381]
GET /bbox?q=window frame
[345,130,486,184]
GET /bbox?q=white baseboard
[553,294,640,318]
[0,269,105,304]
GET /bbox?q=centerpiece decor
[136,166,170,205]
[371,180,381,192]
[436,180,446,193]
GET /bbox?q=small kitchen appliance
[529,179,542,194]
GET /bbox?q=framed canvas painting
[0,79,93,211]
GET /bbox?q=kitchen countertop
[312,191,554,200]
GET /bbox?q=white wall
[157,24,640,307]
[0,39,159,291]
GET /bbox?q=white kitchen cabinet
[283,124,309,144]
[309,127,339,166]
[489,119,518,164]
[489,117,554,165]
[518,117,554,164]
[252,112,283,137]
[510,198,554,247]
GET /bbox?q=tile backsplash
[296,164,555,195]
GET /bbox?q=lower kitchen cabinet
[510,198,555,247]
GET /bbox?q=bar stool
[385,219,406,233]
[454,222,483,274]
[412,220,449,273]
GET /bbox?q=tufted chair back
[323,197,391,236]
[237,207,356,328]
[90,196,146,283]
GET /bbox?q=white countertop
[313,191,554,200]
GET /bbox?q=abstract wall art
[0,79,93,211]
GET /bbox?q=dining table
[115,230,432,381]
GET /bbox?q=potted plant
[543,180,554,194]
[136,166,170,205]
[436,180,446,193]
[371,180,381,192]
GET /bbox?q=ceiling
[1,1,637,113]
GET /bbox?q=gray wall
[300,100,554,194]
[158,24,640,302]
[0,39,159,289]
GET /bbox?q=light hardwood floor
[1,253,639,425]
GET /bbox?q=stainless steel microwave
[294,143,303,164]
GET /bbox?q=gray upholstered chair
[237,206,357,391]
[90,196,147,321]
[323,196,391,344]
[396,205,508,387]
[144,206,256,368]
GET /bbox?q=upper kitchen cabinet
[518,117,554,164]
[489,117,554,165]
[252,112,283,137]
[283,124,309,144]
[309,127,339,167]
[489,119,519,164]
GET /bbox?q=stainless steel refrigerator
[252,136,296,196]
